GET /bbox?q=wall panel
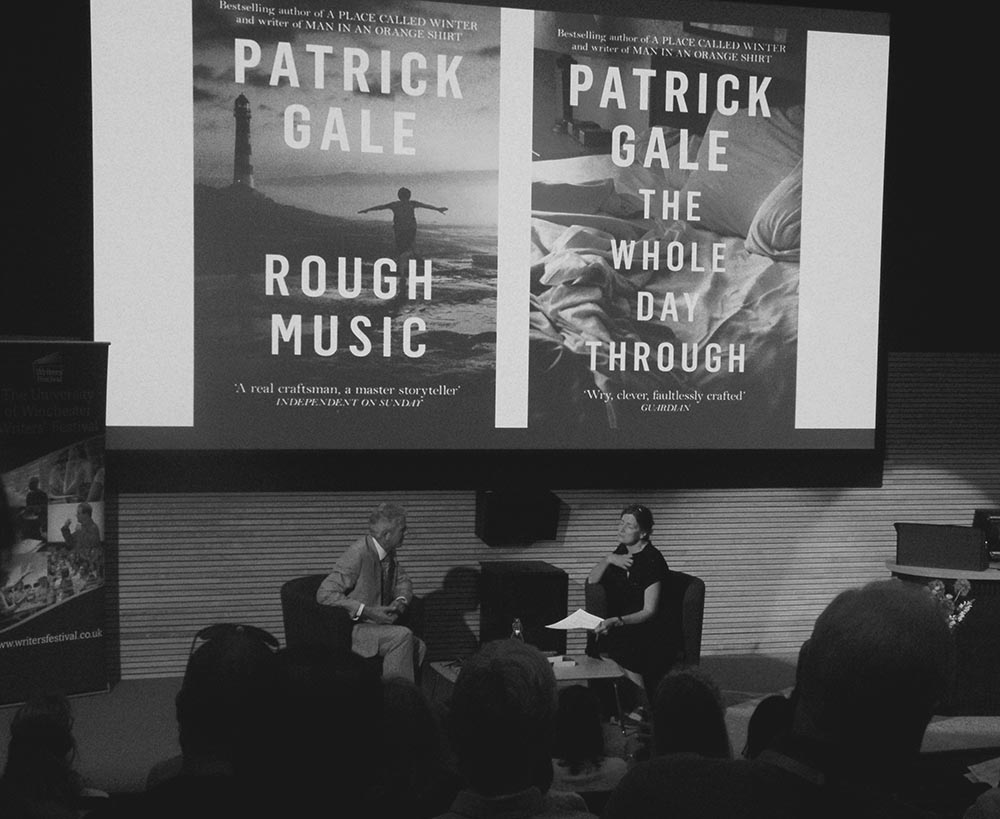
[114,353,999,678]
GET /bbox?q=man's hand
[386,598,408,616]
[363,605,398,625]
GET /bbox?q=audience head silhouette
[175,623,280,773]
[743,693,794,759]
[375,676,459,818]
[272,642,382,809]
[793,579,954,769]
[553,684,606,775]
[0,692,83,817]
[602,580,958,819]
[652,666,731,759]
[446,638,558,797]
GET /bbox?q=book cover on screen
[191,1,829,450]
[526,11,807,448]
[192,0,501,449]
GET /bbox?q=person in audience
[35,575,55,607]
[175,624,280,776]
[316,502,426,681]
[964,787,1000,819]
[48,445,93,503]
[11,578,28,607]
[0,584,14,615]
[92,623,282,818]
[26,476,49,508]
[652,666,731,759]
[56,567,74,601]
[742,693,795,759]
[373,676,462,819]
[0,691,106,818]
[1,483,14,587]
[602,579,956,819]
[60,502,101,558]
[435,639,595,818]
[22,476,48,540]
[586,503,678,711]
[86,459,105,503]
[550,685,627,804]
[270,642,382,815]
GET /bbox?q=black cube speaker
[479,560,568,653]
[973,509,1000,558]
[894,522,989,571]
[475,489,561,547]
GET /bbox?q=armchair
[279,573,425,657]
[280,574,353,651]
[585,569,706,680]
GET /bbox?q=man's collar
[369,536,388,561]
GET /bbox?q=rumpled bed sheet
[529,210,798,403]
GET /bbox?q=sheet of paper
[546,608,604,630]
[967,756,1000,786]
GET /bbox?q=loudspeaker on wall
[475,489,561,547]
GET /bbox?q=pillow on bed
[532,178,616,214]
[533,154,666,200]
[745,160,802,261]
[533,155,620,186]
[636,128,703,191]
[680,105,803,237]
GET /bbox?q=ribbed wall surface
[112,353,999,678]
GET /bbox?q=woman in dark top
[588,504,674,700]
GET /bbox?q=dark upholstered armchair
[663,570,706,667]
[280,574,353,651]
[585,569,706,669]
[279,573,425,654]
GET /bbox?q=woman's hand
[588,550,631,585]
[607,552,633,571]
[594,616,623,635]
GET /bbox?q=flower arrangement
[927,578,974,629]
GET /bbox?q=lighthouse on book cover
[233,93,254,189]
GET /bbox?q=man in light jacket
[317,503,425,681]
